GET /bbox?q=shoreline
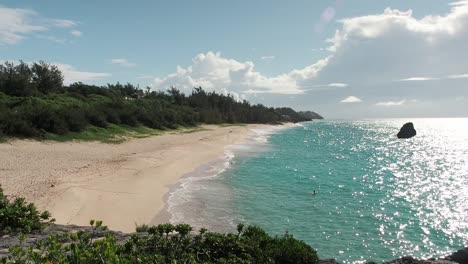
[150,157,227,226]
[0,123,294,232]
[157,122,299,231]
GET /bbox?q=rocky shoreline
[1,224,467,263]
[0,224,132,259]
[318,248,468,264]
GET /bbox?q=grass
[218,123,248,127]
[173,126,211,134]
[43,124,164,143]
[0,123,244,144]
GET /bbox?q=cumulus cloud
[54,63,110,84]
[297,1,468,117]
[152,1,468,118]
[321,3,468,83]
[152,51,305,95]
[340,96,362,103]
[0,7,79,45]
[109,58,136,67]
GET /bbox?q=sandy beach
[0,125,261,232]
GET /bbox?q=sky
[1,0,467,118]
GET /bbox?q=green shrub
[85,106,108,128]
[0,186,54,235]
[2,222,318,264]
[63,107,87,132]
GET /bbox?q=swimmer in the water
[312,190,316,195]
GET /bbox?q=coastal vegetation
[0,186,53,235]
[0,61,317,141]
[0,186,318,264]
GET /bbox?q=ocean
[168,119,468,263]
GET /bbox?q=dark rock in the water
[445,247,468,264]
[384,256,457,264]
[397,122,417,138]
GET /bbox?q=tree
[31,61,64,94]
[0,61,36,96]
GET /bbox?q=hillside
[0,61,320,140]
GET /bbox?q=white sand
[0,125,256,232]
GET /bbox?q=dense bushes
[0,186,54,235]
[0,61,313,139]
[0,61,63,97]
[3,222,318,264]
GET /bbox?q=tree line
[0,61,317,138]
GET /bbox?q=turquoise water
[169,119,468,263]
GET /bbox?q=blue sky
[1,0,467,118]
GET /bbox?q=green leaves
[2,221,318,263]
[0,186,54,235]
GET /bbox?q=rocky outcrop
[299,111,324,120]
[0,224,132,259]
[445,247,468,264]
[383,256,457,264]
[397,122,417,138]
[319,256,458,264]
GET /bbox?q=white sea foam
[166,124,296,231]
[167,150,235,225]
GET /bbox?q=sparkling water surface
[169,119,468,263]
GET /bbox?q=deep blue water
[169,119,468,263]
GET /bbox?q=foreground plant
[3,222,318,264]
[0,186,54,235]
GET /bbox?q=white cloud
[328,83,348,87]
[399,77,438,81]
[302,82,348,91]
[0,7,79,45]
[447,73,468,79]
[152,51,304,95]
[52,19,77,28]
[340,96,362,103]
[375,100,406,106]
[151,1,468,117]
[297,1,468,117]
[70,30,82,37]
[260,56,275,60]
[322,3,468,82]
[54,63,110,84]
[0,8,47,44]
[109,58,137,67]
